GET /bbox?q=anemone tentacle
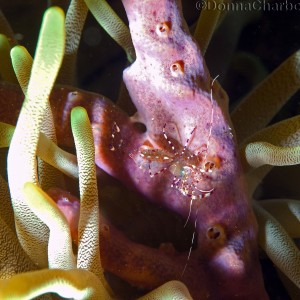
[0,216,37,280]
[0,174,15,232]
[245,142,300,168]
[232,49,300,143]
[0,268,109,300]
[10,46,32,93]
[10,41,63,191]
[194,0,224,55]
[0,34,17,83]
[138,280,193,300]
[7,7,65,267]
[0,122,14,148]
[241,115,300,175]
[1,122,78,178]
[23,182,76,269]
[0,10,17,45]
[253,201,300,289]
[70,107,108,289]
[260,199,300,239]
[58,0,89,84]
[84,0,135,62]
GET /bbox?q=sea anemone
[0,0,300,299]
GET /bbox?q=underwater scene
[0,0,300,299]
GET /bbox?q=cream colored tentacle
[71,107,111,296]
[84,0,135,62]
[240,115,300,174]
[0,268,109,300]
[253,201,300,288]
[0,216,37,280]
[7,7,65,267]
[0,122,78,178]
[37,133,78,178]
[23,182,76,269]
[138,280,193,300]
[245,142,300,169]
[10,45,32,92]
[11,41,63,191]
[259,199,300,239]
[232,50,300,143]
[58,0,89,84]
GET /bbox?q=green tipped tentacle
[0,34,17,83]
[7,7,65,267]
[10,45,32,94]
[71,106,111,295]
[194,0,224,55]
[10,41,63,191]
[84,0,135,62]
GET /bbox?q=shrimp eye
[202,155,221,173]
[204,161,215,172]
